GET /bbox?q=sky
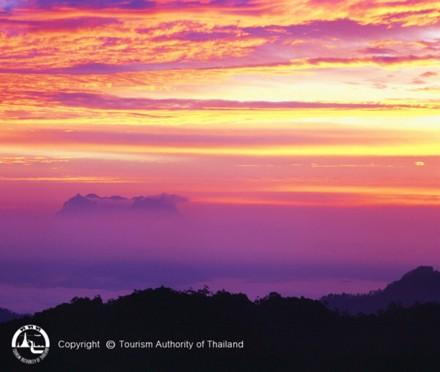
[0,0,440,312]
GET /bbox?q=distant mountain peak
[58,193,188,216]
[85,193,100,199]
[400,266,435,280]
[322,266,440,314]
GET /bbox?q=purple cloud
[26,0,256,10]
[34,0,155,9]
[244,19,394,40]
[0,16,120,32]
[47,92,416,110]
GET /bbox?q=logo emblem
[11,324,50,364]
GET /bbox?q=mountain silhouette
[58,193,187,216]
[0,307,22,324]
[321,266,440,314]
[2,286,440,371]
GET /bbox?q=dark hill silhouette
[321,266,440,314]
[0,307,22,323]
[1,287,440,371]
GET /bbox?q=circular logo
[11,325,50,364]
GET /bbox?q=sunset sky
[1,0,440,209]
[0,0,440,311]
